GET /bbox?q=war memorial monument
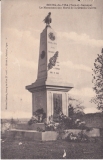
[7,13,73,141]
[26,12,73,122]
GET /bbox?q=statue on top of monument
[43,12,52,26]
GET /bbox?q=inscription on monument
[48,41,57,45]
[48,51,55,53]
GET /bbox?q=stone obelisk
[26,13,73,122]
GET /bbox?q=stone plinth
[6,129,58,141]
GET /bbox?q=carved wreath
[48,51,58,70]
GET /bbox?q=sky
[1,0,103,118]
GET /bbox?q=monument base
[26,82,73,122]
[6,129,58,141]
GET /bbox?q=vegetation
[1,138,103,159]
[28,108,46,125]
[68,96,85,118]
[91,48,103,111]
[66,131,89,142]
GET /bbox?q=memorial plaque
[53,93,62,122]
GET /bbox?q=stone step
[16,123,45,131]
[6,129,58,141]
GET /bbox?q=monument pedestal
[26,80,73,122]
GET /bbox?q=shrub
[77,131,89,142]
[28,108,46,125]
[66,131,89,142]
[66,132,78,142]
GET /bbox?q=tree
[10,118,16,128]
[68,97,85,118]
[91,48,103,111]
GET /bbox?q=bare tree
[68,96,85,117]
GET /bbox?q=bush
[28,108,46,125]
[77,131,89,142]
[66,131,89,142]
[66,132,78,142]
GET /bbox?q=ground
[1,135,103,159]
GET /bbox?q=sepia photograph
[1,0,103,159]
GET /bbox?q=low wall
[62,128,100,139]
[84,128,100,137]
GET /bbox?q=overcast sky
[1,0,103,118]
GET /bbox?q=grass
[1,135,103,159]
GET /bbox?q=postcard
[1,0,103,159]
